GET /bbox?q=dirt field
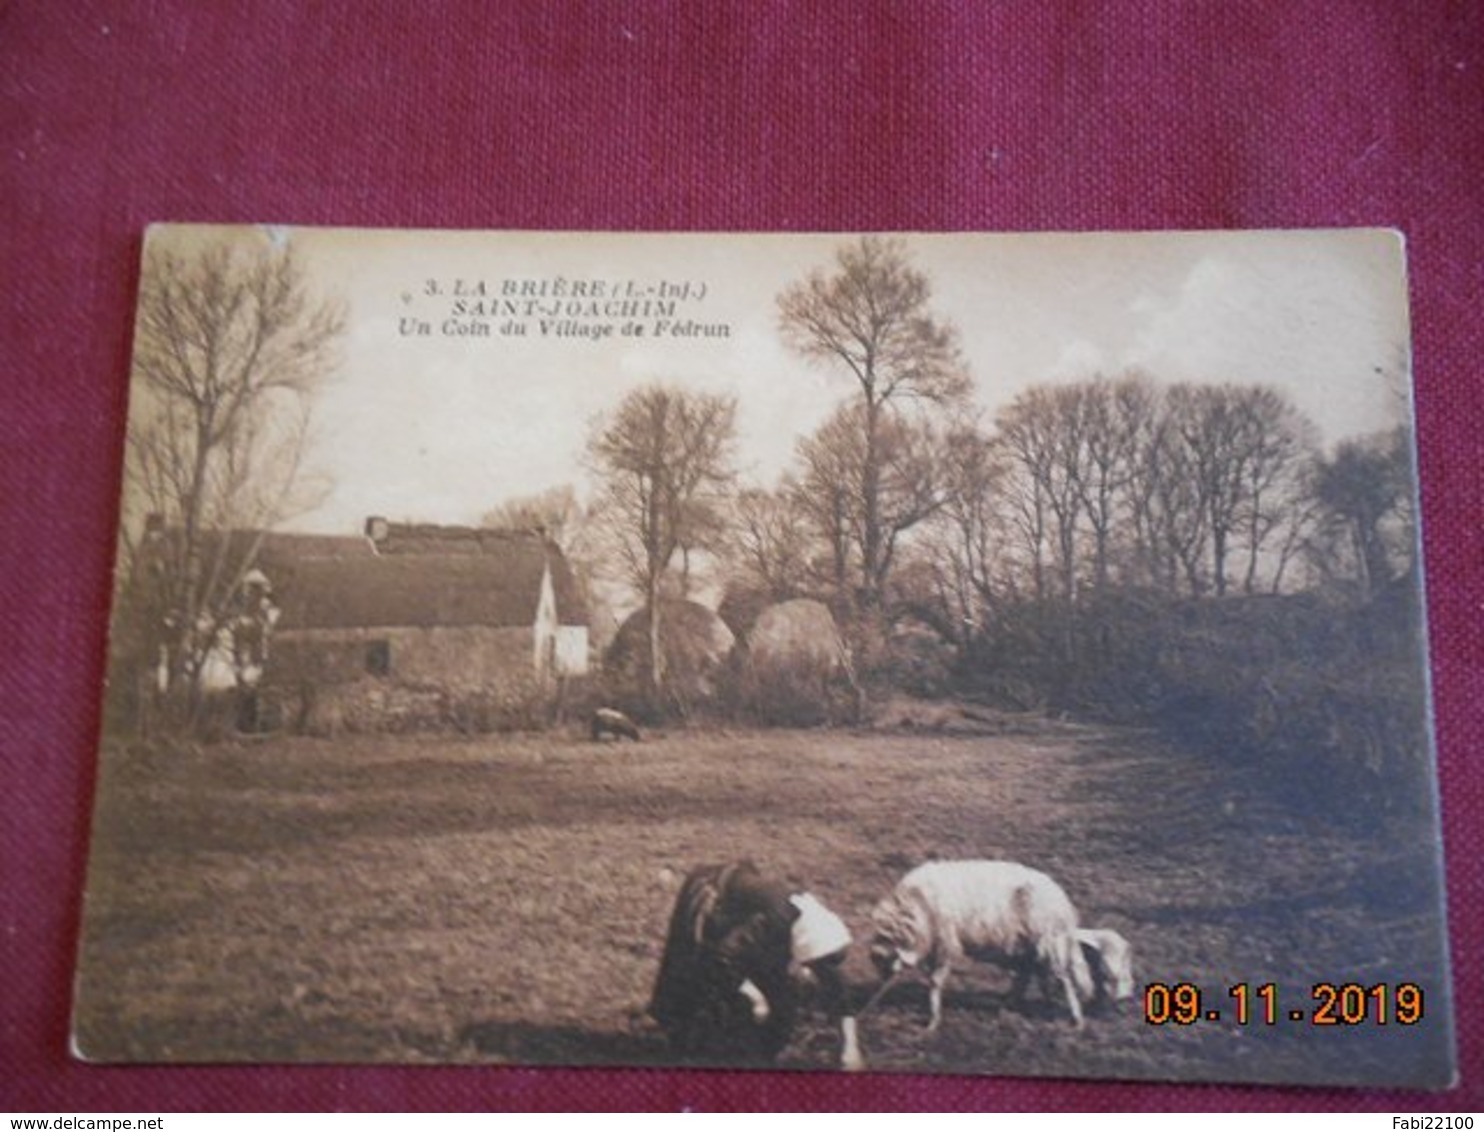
[72,712,1454,1087]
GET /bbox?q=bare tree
[1232,390,1320,594]
[482,484,580,547]
[1164,383,1319,596]
[1066,376,1155,594]
[1144,410,1209,595]
[923,419,1004,650]
[995,437,1051,603]
[587,384,737,701]
[794,408,862,604]
[778,236,970,611]
[731,484,814,602]
[1268,457,1329,593]
[1312,426,1414,597]
[794,401,945,612]
[996,385,1085,605]
[120,230,343,724]
[1113,375,1171,589]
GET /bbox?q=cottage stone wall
[271,625,536,690]
[265,625,546,733]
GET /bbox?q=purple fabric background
[2,1,1479,1113]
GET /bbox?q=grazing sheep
[591,707,642,742]
[869,860,1095,1029]
[1077,927,1134,1005]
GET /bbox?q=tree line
[583,236,1416,710]
[578,237,1426,818]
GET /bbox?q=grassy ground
[72,710,1455,1086]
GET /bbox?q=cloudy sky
[145,226,1411,535]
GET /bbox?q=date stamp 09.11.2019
[1143,981,1426,1028]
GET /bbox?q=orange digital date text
[1142,981,1424,1026]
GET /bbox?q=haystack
[743,599,855,724]
[607,599,736,707]
[746,599,848,678]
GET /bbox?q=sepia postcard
[73,225,1455,1087]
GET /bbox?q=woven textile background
[2,2,1479,1113]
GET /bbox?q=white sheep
[869,860,1096,1029]
[1076,926,1135,1005]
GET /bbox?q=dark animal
[591,707,642,742]
[649,861,854,1065]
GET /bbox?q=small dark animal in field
[869,859,1096,1029]
[591,707,642,742]
[1076,927,1135,1006]
[649,861,858,1067]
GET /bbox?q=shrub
[735,652,856,727]
[879,620,954,699]
[953,586,1432,826]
